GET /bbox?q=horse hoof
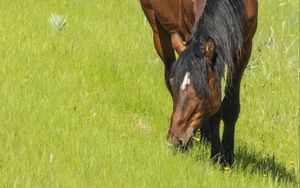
[221,150,234,167]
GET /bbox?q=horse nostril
[178,138,184,146]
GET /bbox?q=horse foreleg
[221,41,253,166]
[140,2,176,92]
[208,108,222,162]
[199,118,211,142]
[153,17,176,92]
[221,81,241,166]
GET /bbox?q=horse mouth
[168,128,197,150]
[168,136,194,151]
[182,136,194,149]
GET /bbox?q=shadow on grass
[171,139,298,184]
[234,144,298,184]
[189,140,298,185]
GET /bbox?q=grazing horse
[140,0,258,166]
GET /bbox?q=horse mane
[170,0,245,96]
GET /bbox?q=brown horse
[140,0,258,166]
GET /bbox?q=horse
[140,0,258,166]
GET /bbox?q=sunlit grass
[0,0,298,187]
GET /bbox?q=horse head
[167,37,221,148]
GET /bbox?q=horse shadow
[234,144,297,184]
[191,141,298,184]
[235,145,297,184]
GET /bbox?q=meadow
[0,0,299,187]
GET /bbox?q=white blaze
[180,72,191,90]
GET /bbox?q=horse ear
[204,38,215,62]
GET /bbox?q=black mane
[170,0,245,96]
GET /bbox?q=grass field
[0,0,299,187]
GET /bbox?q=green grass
[0,0,299,187]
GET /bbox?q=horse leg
[198,104,222,163]
[141,4,176,91]
[199,118,211,142]
[221,41,253,166]
[221,78,240,166]
[209,107,222,162]
[140,3,168,61]
[154,16,176,91]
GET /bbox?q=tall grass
[0,0,298,187]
